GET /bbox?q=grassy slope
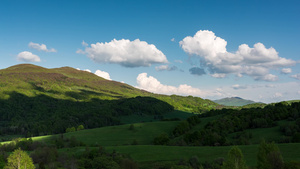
[15,115,289,147]
[63,121,180,146]
[0,64,219,113]
[26,121,180,146]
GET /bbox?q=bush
[153,133,170,145]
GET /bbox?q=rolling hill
[213,97,258,106]
[0,64,220,137]
[0,64,219,111]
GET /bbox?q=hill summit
[213,97,257,106]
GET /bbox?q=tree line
[154,101,300,146]
[0,92,173,138]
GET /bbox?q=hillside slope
[213,97,257,106]
[0,64,219,111]
[0,64,220,137]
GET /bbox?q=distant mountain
[213,97,257,106]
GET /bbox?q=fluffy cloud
[155,65,182,72]
[211,73,226,78]
[28,42,57,52]
[17,51,41,62]
[232,84,247,90]
[254,74,278,82]
[281,68,292,74]
[291,74,300,80]
[78,39,168,67]
[180,30,227,57]
[95,70,111,80]
[83,69,91,73]
[179,30,296,81]
[136,73,213,97]
[189,67,206,76]
[76,68,111,80]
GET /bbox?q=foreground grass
[25,121,180,146]
[105,143,300,166]
[59,143,300,167]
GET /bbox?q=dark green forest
[167,102,300,146]
[0,93,173,137]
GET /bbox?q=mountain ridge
[0,63,221,112]
[213,97,258,106]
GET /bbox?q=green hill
[213,97,258,106]
[0,64,219,137]
[0,64,219,109]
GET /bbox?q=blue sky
[1,0,300,103]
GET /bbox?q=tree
[257,140,284,169]
[66,127,76,133]
[223,146,247,169]
[92,156,120,169]
[153,133,170,145]
[77,125,84,131]
[5,148,35,169]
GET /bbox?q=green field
[22,121,179,146]
[2,116,300,168]
[105,143,300,166]
[58,143,300,167]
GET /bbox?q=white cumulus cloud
[232,84,247,90]
[17,51,41,62]
[76,68,112,80]
[78,39,168,67]
[136,73,217,97]
[179,30,297,81]
[83,69,91,73]
[254,74,278,82]
[28,42,57,52]
[281,68,292,74]
[95,70,111,80]
[211,73,226,78]
[155,65,181,71]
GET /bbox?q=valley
[0,64,299,169]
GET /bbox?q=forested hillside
[0,64,219,137]
[168,101,300,146]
